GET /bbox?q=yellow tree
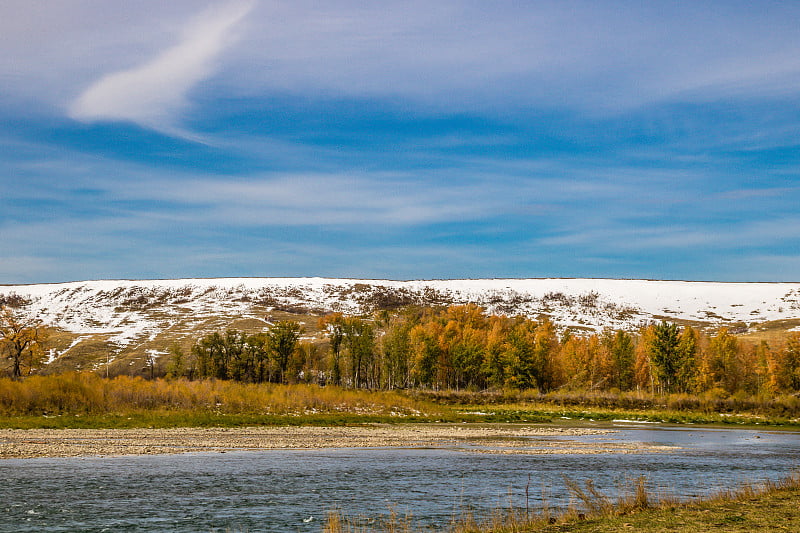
[786,333,800,391]
[747,340,772,394]
[409,319,443,388]
[558,333,593,390]
[592,330,616,390]
[706,328,741,394]
[770,333,800,392]
[634,325,655,392]
[582,334,605,390]
[442,305,487,389]
[0,306,47,379]
[532,317,559,391]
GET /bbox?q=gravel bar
[0,424,670,459]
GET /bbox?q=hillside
[2,278,800,375]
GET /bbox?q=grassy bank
[1,373,799,429]
[416,389,800,417]
[325,472,800,532]
[421,389,800,429]
[0,373,451,428]
[454,403,800,429]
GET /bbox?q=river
[1,423,798,532]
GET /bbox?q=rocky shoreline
[0,424,677,459]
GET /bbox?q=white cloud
[68,1,253,130]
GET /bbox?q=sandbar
[0,424,674,459]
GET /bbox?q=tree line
[174,305,800,396]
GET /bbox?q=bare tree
[0,306,47,379]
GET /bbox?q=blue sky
[2,1,800,283]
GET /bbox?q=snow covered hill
[2,278,800,372]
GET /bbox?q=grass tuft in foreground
[323,471,800,532]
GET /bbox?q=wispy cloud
[104,171,518,226]
[69,1,253,131]
[6,2,800,121]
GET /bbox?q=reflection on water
[1,425,798,532]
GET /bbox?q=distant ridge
[2,278,799,372]
[5,276,796,286]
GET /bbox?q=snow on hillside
[2,278,800,352]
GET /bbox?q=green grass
[0,409,557,430]
[458,403,800,429]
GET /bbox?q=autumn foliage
[6,302,800,401]
[176,305,800,399]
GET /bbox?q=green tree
[319,313,345,386]
[649,321,681,393]
[166,344,186,379]
[245,332,270,383]
[382,317,412,389]
[343,317,375,388]
[192,332,228,379]
[675,326,699,393]
[603,329,635,390]
[268,320,304,384]
[482,317,510,388]
[223,330,248,381]
[502,321,536,389]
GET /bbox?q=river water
[1,424,798,532]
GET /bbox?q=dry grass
[31,308,330,378]
[414,389,800,423]
[324,507,416,533]
[737,318,800,344]
[324,472,800,533]
[0,372,431,419]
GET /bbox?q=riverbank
[555,476,800,533]
[2,375,799,431]
[327,471,800,532]
[479,473,800,533]
[0,423,682,459]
